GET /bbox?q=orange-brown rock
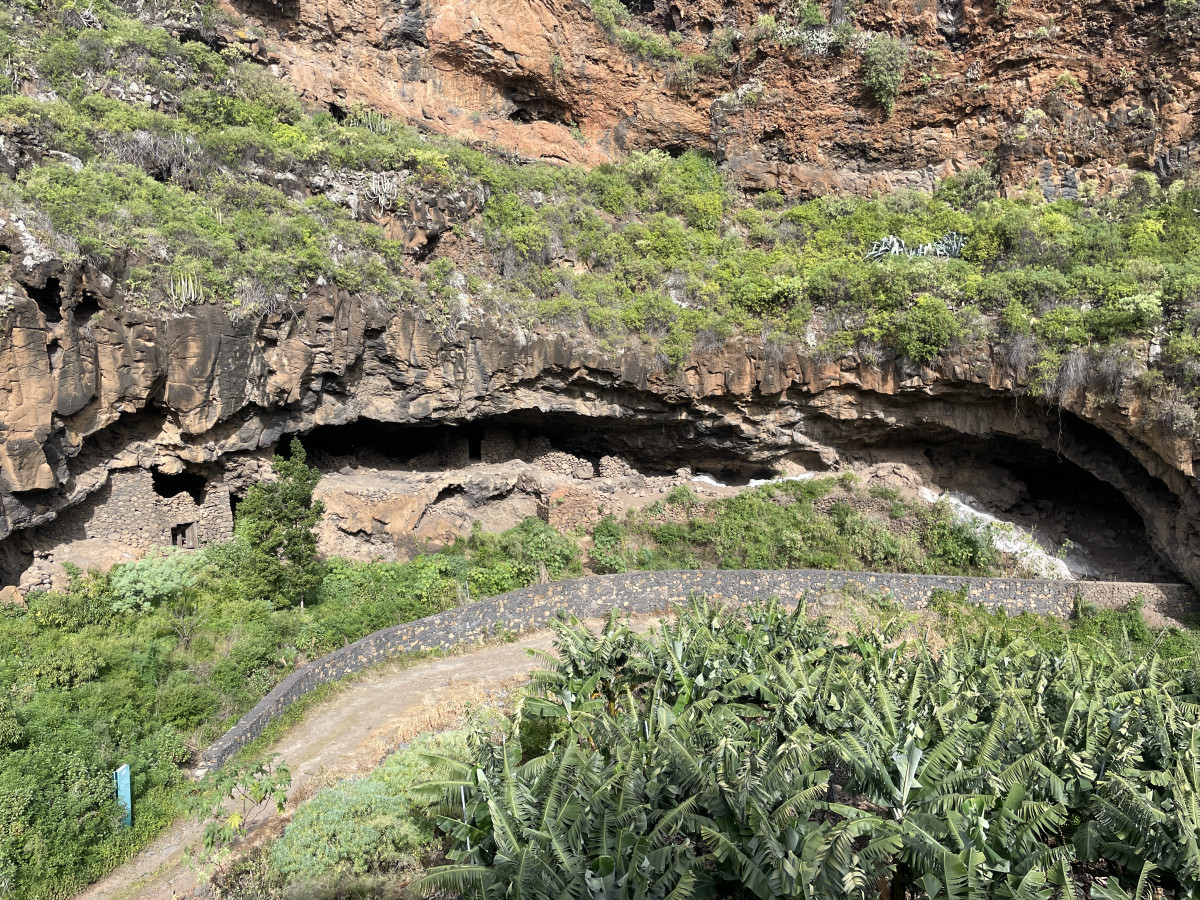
[219,0,1200,194]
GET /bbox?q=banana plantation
[415,600,1200,900]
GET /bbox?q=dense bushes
[232,440,325,608]
[600,476,999,576]
[0,450,578,899]
[415,598,1200,900]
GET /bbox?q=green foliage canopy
[418,598,1200,900]
[232,440,325,608]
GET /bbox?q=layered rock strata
[220,0,1200,194]
[1,265,1197,588]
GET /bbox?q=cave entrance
[26,278,63,324]
[853,428,1177,584]
[152,470,207,504]
[74,291,102,324]
[0,544,33,589]
[301,412,779,480]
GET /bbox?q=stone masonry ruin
[8,467,233,592]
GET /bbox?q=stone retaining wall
[197,570,1199,772]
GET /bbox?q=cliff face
[2,238,1197,588]
[225,0,1200,195]
[4,0,1200,590]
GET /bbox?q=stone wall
[43,468,233,549]
[410,435,470,469]
[17,468,232,590]
[196,569,1200,772]
[480,428,516,464]
[539,485,611,533]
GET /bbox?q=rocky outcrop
[315,464,545,560]
[1,237,1198,588]
[216,0,1200,194]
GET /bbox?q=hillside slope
[0,0,1197,592]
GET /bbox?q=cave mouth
[847,430,1177,585]
[26,277,63,324]
[152,469,207,504]
[297,408,1178,585]
[300,412,778,482]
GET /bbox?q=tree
[234,439,325,607]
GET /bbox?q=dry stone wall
[197,569,1199,772]
[77,470,233,549]
[17,468,232,590]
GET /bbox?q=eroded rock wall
[1,254,1198,587]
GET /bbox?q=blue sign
[113,764,131,828]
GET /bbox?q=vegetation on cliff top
[0,2,1198,432]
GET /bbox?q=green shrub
[25,565,114,630]
[862,33,908,115]
[590,516,629,574]
[108,550,202,613]
[272,731,465,881]
[156,683,218,730]
[891,295,963,363]
[665,485,701,507]
[799,1,826,26]
[0,698,24,750]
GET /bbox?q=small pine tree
[234,439,325,608]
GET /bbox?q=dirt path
[75,624,623,900]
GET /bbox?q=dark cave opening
[297,412,1174,573]
[300,413,777,481]
[848,420,1178,584]
[0,545,33,589]
[412,230,442,261]
[74,290,102,324]
[25,277,63,324]
[151,469,208,505]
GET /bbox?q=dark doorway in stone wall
[172,522,198,550]
[152,469,207,504]
[468,435,483,462]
